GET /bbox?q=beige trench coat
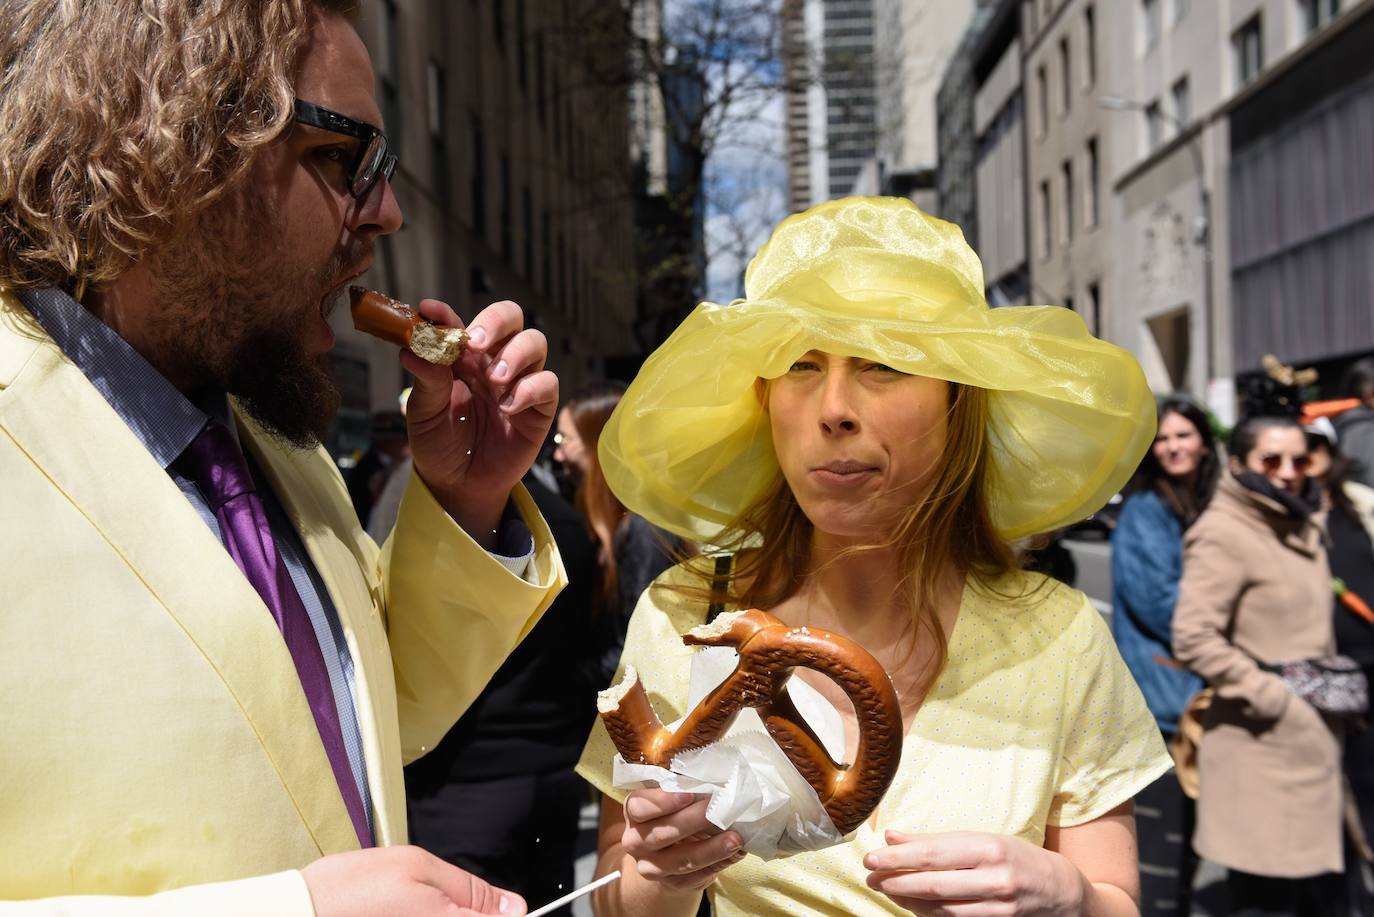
[1173,473,1341,878]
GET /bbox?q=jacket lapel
[236,411,402,843]
[0,302,358,854]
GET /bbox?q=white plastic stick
[525,870,622,917]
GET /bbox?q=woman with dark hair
[554,383,683,687]
[1109,398,1218,915]
[1174,414,1343,915]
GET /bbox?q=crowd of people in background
[333,356,1374,917]
[1106,359,1374,917]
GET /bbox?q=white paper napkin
[610,645,848,859]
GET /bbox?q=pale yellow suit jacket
[0,294,565,913]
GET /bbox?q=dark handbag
[1259,654,1369,717]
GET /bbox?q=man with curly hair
[0,2,563,914]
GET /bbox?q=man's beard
[143,190,366,450]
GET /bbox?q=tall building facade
[972,0,1030,306]
[332,0,636,454]
[1100,0,1374,410]
[1022,0,1119,350]
[783,0,879,209]
[867,0,977,209]
[935,0,998,243]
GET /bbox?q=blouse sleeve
[1048,596,1173,827]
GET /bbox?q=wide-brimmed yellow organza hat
[600,196,1155,542]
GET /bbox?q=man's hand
[302,846,526,916]
[401,298,557,547]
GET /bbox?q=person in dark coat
[1307,423,1374,913]
[404,474,601,916]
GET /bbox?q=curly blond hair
[0,0,357,297]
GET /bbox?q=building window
[1171,76,1191,127]
[1172,0,1191,25]
[1233,15,1263,88]
[427,61,448,208]
[1084,6,1097,87]
[522,187,533,277]
[1086,137,1100,228]
[1087,282,1102,335]
[535,31,546,124]
[1061,159,1074,243]
[1144,99,1164,152]
[498,153,513,259]
[1058,36,1072,113]
[1039,180,1052,258]
[516,0,528,91]
[1300,0,1340,36]
[1064,294,1075,315]
[1037,64,1049,135]
[469,113,486,236]
[378,0,401,144]
[541,209,551,294]
[1143,0,1162,49]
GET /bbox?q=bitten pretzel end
[349,286,468,365]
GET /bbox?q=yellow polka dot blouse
[576,566,1171,916]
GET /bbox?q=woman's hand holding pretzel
[621,788,746,891]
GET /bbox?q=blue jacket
[1110,490,1204,735]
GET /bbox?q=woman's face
[1237,426,1310,495]
[767,351,950,541]
[1152,411,1207,481]
[552,407,588,474]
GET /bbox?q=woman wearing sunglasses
[1173,415,1343,915]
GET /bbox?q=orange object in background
[1301,398,1362,423]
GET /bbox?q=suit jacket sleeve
[379,470,565,764]
[0,872,313,917]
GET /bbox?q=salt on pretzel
[349,286,469,365]
[598,608,903,835]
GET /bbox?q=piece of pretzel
[349,286,469,365]
[598,609,902,835]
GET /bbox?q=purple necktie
[177,422,372,847]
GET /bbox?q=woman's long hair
[0,0,356,297]
[673,380,1017,699]
[1127,399,1220,528]
[564,383,628,607]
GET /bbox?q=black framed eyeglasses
[293,99,398,200]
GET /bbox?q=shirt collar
[18,287,213,469]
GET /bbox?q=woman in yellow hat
[576,196,1170,916]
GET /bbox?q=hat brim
[600,291,1155,542]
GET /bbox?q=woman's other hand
[865,804,1140,916]
[621,787,746,891]
[865,830,1088,916]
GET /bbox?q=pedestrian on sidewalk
[1111,398,1218,916]
[1307,422,1374,914]
[552,383,684,690]
[1174,414,1345,916]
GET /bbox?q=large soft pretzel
[598,608,903,835]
